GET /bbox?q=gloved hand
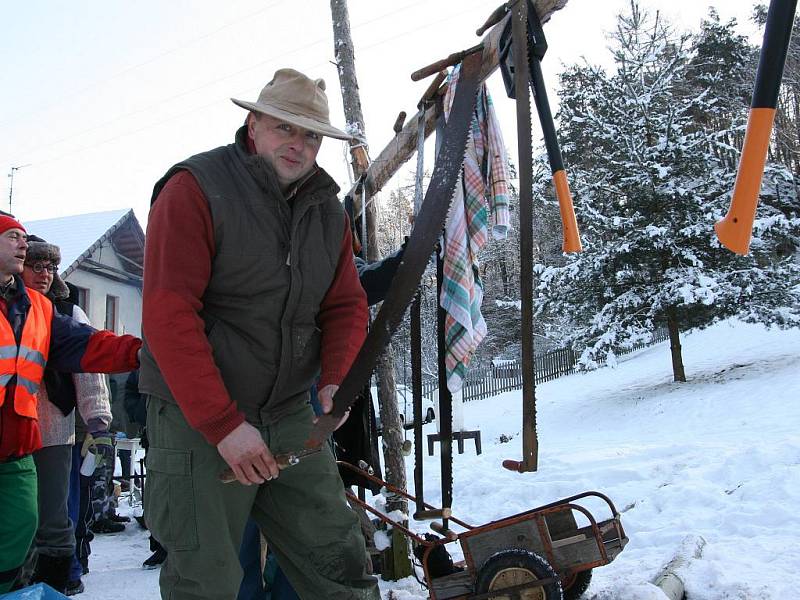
[90,431,115,469]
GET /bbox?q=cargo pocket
[145,447,199,551]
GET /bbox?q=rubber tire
[562,569,592,600]
[475,549,563,600]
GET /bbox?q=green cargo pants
[145,396,380,600]
[0,455,38,593]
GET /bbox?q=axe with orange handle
[715,0,797,255]
[526,3,581,253]
[499,0,582,253]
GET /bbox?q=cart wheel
[562,569,592,600]
[475,549,563,600]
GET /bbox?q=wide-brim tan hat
[232,68,352,141]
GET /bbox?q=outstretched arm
[317,215,369,390]
[355,240,405,306]
[47,311,140,375]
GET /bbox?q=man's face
[22,260,56,294]
[247,113,323,191]
[0,229,28,279]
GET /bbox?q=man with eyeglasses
[0,215,142,594]
[140,69,378,599]
[15,236,119,595]
[28,262,58,273]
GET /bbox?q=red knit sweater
[143,163,367,446]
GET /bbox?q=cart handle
[514,490,622,523]
[537,502,610,564]
[344,489,430,545]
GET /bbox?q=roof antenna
[7,164,31,214]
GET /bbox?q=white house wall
[88,239,129,272]
[65,239,142,336]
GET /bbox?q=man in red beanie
[0,214,143,594]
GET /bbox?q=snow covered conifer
[534,2,800,382]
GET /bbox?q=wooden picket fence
[419,327,669,403]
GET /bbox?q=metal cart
[341,463,627,600]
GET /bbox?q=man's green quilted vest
[140,127,344,425]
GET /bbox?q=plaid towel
[440,65,511,392]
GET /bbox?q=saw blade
[513,0,540,471]
[307,51,483,447]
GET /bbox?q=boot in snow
[31,554,72,593]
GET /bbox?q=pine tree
[752,4,800,175]
[534,1,800,382]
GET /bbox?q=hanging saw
[435,250,456,526]
[715,0,798,255]
[410,86,430,519]
[499,0,582,253]
[306,51,484,449]
[500,0,541,474]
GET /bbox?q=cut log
[651,534,707,600]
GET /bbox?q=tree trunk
[375,343,412,580]
[666,309,686,383]
[500,254,510,297]
[330,0,367,172]
[376,345,406,512]
[330,0,410,579]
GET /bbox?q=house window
[105,295,119,332]
[73,286,90,314]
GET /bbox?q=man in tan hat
[140,69,378,598]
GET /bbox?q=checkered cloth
[440,64,511,392]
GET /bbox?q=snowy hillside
[78,319,800,599]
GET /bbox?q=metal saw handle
[218,447,322,484]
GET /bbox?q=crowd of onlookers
[0,215,143,597]
[8,234,162,596]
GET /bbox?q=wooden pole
[330,0,410,580]
[330,0,370,180]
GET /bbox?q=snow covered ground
[79,319,800,599]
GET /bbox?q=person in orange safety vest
[0,214,142,594]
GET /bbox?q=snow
[73,319,799,599]
[494,299,521,310]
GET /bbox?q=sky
[74,318,800,598]
[0,0,765,227]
